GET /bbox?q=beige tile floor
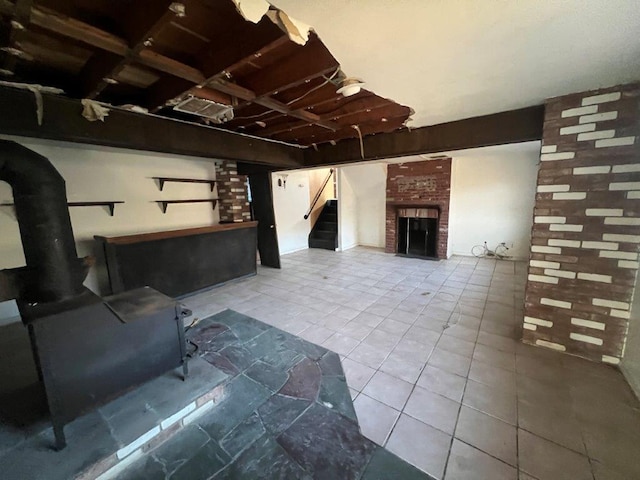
[184,247,640,480]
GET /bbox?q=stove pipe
[0,140,86,302]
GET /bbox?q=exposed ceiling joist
[303,106,545,165]
[0,85,304,167]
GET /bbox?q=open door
[248,172,281,268]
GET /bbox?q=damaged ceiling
[0,0,413,147]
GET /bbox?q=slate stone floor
[182,247,640,480]
[118,309,433,480]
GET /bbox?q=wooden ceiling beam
[0,85,304,167]
[79,1,179,98]
[303,106,546,166]
[241,35,339,98]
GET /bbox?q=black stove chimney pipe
[0,140,86,302]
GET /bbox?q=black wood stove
[0,141,189,449]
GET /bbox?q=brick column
[523,83,640,364]
[215,160,251,223]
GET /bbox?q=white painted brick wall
[577,130,616,141]
[573,166,610,175]
[609,181,640,191]
[562,105,598,117]
[530,260,560,269]
[628,191,640,199]
[612,164,640,173]
[535,339,566,351]
[581,241,618,250]
[571,318,605,330]
[523,323,537,331]
[531,246,562,254]
[560,123,596,135]
[602,355,620,365]
[544,268,576,279]
[527,274,559,284]
[549,224,583,232]
[618,260,639,269]
[540,152,575,161]
[570,332,603,345]
[579,111,618,123]
[611,310,631,319]
[534,216,566,224]
[600,250,638,260]
[582,92,621,105]
[552,192,586,200]
[596,137,636,148]
[593,298,630,310]
[585,208,623,216]
[602,233,640,243]
[537,184,570,193]
[577,272,612,283]
[549,239,580,248]
[541,298,572,309]
[540,145,557,154]
[524,316,553,327]
[604,217,640,226]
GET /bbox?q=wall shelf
[1,201,124,216]
[156,199,218,214]
[153,177,216,192]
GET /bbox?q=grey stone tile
[436,335,476,358]
[473,343,516,371]
[349,342,392,369]
[338,321,375,341]
[463,379,517,425]
[445,439,517,480]
[428,348,472,378]
[352,311,385,328]
[220,413,265,458]
[393,338,433,364]
[468,361,516,396]
[298,324,334,345]
[277,403,376,480]
[362,329,402,350]
[417,365,467,402]
[319,376,357,422]
[353,394,400,446]
[442,324,478,342]
[386,414,451,479]
[322,332,360,356]
[405,325,442,345]
[477,331,518,353]
[518,429,592,480]
[378,318,412,335]
[517,400,585,454]
[404,386,460,435]
[379,352,425,384]
[455,406,517,466]
[361,447,433,480]
[341,357,376,391]
[362,371,413,410]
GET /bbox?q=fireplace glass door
[398,217,437,258]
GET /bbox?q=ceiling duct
[174,96,234,124]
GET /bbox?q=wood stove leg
[53,423,67,450]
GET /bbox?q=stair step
[316,221,337,232]
[309,238,337,250]
[310,230,337,241]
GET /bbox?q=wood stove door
[248,172,281,269]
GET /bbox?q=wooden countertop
[95,221,258,245]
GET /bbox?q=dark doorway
[248,173,281,268]
[397,217,438,258]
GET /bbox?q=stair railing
[304,169,334,220]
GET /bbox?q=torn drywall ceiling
[231,0,312,45]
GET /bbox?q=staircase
[309,199,338,250]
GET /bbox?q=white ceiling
[270,0,640,127]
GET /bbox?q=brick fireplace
[385,159,452,258]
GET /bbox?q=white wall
[339,163,387,248]
[272,170,311,254]
[0,135,221,303]
[307,168,334,226]
[448,142,540,259]
[337,168,358,251]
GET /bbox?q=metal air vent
[174,96,234,124]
